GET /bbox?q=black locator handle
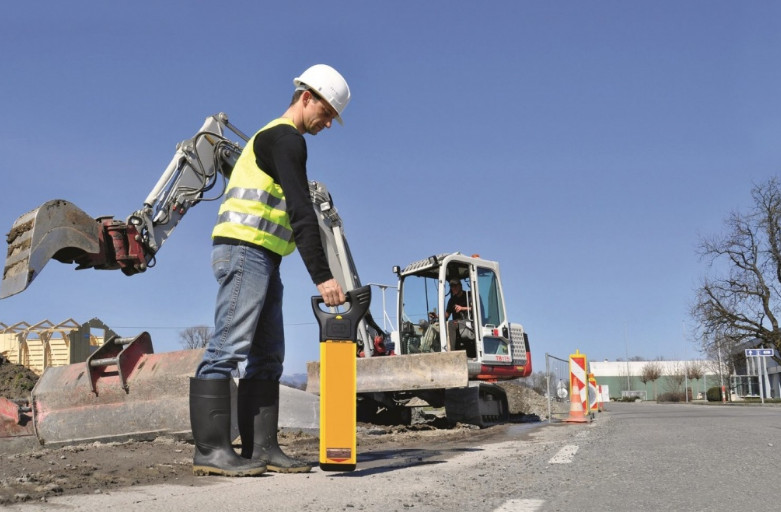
[311,285,371,342]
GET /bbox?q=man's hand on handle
[317,278,346,307]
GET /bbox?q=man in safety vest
[189,64,351,477]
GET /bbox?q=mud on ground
[0,421,496,505]
[0,357,38,401]
[0,365,563,506]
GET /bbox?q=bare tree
[685,361,704,381]
[692,177,781,360]
[684,361,705,400]
[179,325,213,350]
[665,362,686,394]
[640,361,663,399]
[699,334,737,401]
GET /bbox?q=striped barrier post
[565,350,589,423]
[565,375,588,423]
[588,373,599,415]
[569,350,588,415]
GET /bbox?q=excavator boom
[1,113,244,299]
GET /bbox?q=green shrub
[657,392,686,403]
[706,386,722,402]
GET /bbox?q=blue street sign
[745,349,774,357]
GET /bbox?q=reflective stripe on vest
[215,210,293,243]
[224,187,287,210]
[211,118,297,256]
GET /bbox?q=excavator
[0,113,531,446]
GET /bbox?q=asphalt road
[8,402,780,511]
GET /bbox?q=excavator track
[444,382,509,427]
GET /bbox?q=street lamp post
[717,341,726,403]
[624,324,630,392]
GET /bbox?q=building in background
[0,318,115,375]
[729,340,780,400]
[590,360,719,401]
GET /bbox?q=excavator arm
[3,110,467,375]
[2,115,385,353]
[1,112,392,355]
[1,113,247,299]
[309,181,394,357]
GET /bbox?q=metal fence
[545,353,571,423]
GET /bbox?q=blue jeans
[196,244,285,381]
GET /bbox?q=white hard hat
[294,64,351,125]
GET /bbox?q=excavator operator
[189,64,351,477]
[445,279,477,357]
[445,279,470,321]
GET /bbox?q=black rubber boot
[190,378,267,477]
[238,379,313,473]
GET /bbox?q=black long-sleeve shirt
[214,122,333,285]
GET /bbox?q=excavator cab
[386,253,532,426]
[394,259,473,354]
[395,253,530,380]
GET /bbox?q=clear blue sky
[2,2,780,377]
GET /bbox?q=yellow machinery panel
[319,341,357,470]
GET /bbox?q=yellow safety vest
[211,118,297,256]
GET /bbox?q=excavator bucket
[0,396,34,439]
[30,333,203,447]
[1,200,101,299]
[305,351,468,395]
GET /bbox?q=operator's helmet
[294,64,351,125]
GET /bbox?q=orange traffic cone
[565,381,588,423]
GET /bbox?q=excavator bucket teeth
[1,200,101,298]
[306,351,468,395]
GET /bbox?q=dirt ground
[0,356,38,402]
[0,358,561,506]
